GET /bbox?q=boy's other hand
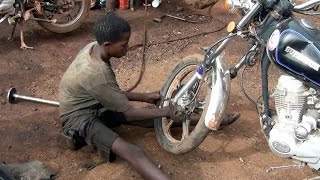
[144,91,161,104]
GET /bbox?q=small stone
[32,108,38,111]
[239,157,244,163]
[157,164,161,169]
[176,7,184,12]
[162,35,169,39]
[25,67,30,70]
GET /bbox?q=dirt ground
[1,0,320,179]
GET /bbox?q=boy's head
[93,13,131,58]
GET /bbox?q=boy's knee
[62,130,87,150]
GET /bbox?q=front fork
[171,54,231,130]
[172,44,259,130]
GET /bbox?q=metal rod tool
[28,17,57,23]
[153,14,187,23]
[7,87,59,107]
[266,163,305,173]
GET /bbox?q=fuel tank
[267,18,320,88]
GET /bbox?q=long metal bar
[207,34,234,64]
[172,73,199,103]
[0,13,10,23]
[7,88,59,107]
[28,17,56,23]
[165,14,187,21]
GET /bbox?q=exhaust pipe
[7,87,59,107]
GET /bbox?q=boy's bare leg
[111,137,170,180]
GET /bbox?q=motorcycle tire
[154,54,211,154]
[34,0,90,33]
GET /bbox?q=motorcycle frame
[171,2,262,131]
[171,0,320,132]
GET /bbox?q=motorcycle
[5,0,320,171]
[154,0,320,171]
[0,0,90,49]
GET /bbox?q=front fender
[204,55,231,130]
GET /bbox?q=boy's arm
[123,105,170,122]
[123,91,161,104]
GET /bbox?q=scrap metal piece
[266,163,305,173]
[7,87,59,106]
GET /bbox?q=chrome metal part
[294,110,319,141]
[172,65,204,104]
[0,11,10,23]
[7,88,59,106]
[173,73,199,103]
[268,75,320,170]
[225,0,255,12]
[273,75,309,123]
[236,3,262,29]
[204,55,230,130]
[266,163,305,173]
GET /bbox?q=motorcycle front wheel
[154,54,211,154]
[34,0,90,33]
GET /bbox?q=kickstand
[8,21,17,41]
[266,162,305,173]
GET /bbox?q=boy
[59,13,239,179]
[59,13,171,179]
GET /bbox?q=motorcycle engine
[268,75,320,170]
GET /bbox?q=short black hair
[93,13,131,45]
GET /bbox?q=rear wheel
[34,0,90,33]
[154,54,211,154]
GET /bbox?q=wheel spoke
[176,80,181,89]
[47,13,54,20]
[67,14,73,21]
[181,118,190,140]
[166,120,174,130]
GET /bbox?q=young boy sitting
[59,13,239,179]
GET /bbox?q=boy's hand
[168,101,186,123]
[144,91,162,104]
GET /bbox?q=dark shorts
[63,110,127,162]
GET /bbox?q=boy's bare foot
[219,113,241,130]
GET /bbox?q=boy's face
[105,32,131,58]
